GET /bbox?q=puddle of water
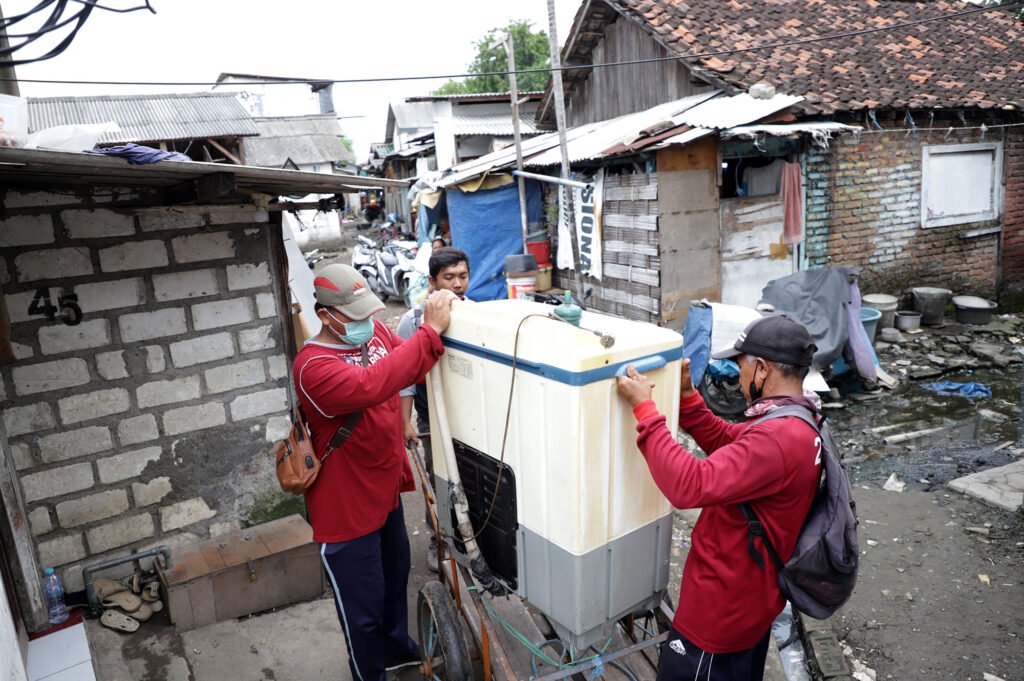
[830,366,1024,485]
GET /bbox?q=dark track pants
[320,500,417,681]
[657,628,771,681]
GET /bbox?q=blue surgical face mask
[327,310,374,346]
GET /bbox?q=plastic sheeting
[759,267,858,369]
[682,304,713,387]
[445,180,541,302]
[922,382,992,398]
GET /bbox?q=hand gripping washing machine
[428,298,682,650]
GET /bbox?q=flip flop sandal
[141,582,160,602]
[149,600,163,613]
[100,609,139,633]
[120,573,141,594]
[101,590,141,613]
[126,603,153,622]
[92,578,124,601]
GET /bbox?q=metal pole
[0,6,21,96]
[512,169,591,190]
[505,34,531,255]
[547,0,585,302]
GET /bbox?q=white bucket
[862,293,898,329]
[505,270,537,299]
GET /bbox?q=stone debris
[948,459,1024,512]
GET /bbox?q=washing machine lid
[440,299,683,386]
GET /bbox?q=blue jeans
[320,500,416,681]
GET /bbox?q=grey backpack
[739,405,859,619]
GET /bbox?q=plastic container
[952,296,997,325]
[862,294,898,331]
[525,223,548,242]
[894,310,921,331]
[504,254,538,300]
[526,238,551,267]
[430,299,681,649]
[42,568,69,624]
[860,306,882,343]
[912,287,952,326]
[506,272,537,299]
[535,264,552,291]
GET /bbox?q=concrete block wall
[804,122,1012,305]
[1,191,293,591]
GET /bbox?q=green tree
[434,20,551,95]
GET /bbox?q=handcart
[408,443,675,681]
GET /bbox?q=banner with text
[556,170,604,280]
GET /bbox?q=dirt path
[834,483,1023,681]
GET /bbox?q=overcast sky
[6,0,581,160]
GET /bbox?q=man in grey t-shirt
[396,247,470,572]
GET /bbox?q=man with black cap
[617,315,823,681]
[293,263,456,681]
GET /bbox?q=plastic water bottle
[42,568,68,624]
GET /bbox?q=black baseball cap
[711,315,817,367]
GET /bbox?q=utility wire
[3,0,1022,85]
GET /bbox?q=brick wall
[804,122,1019,307]
[0,189,293,592]
[1002,128,1024,310]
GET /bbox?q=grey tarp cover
[758,267,859,369]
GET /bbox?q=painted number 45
[28,288,83,326]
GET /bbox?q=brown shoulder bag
[274,346,367,495]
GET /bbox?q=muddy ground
[316,232,1023,681]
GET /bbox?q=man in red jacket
[617,315,822,681]
[293,263,456,681]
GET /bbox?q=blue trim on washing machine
[441,338,682,386]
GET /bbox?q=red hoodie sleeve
[677,391,748,454]
[298,323,443,415]
[632,405,788,509]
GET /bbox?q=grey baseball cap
[313,264,384,320]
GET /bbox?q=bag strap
[740,404,822,572]
[321,344,369,463]
[739,501,786,572]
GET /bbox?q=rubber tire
[698,372,748,417]
[417,580,472,681]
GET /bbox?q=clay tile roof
[596,0,1024,114]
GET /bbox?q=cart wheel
[417,580,472,681]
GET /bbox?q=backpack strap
[321,344,369,462]
[740,404,822,572]
[739,502,786,572]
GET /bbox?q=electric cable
[1,0,154,67]
[4,0,1021,85]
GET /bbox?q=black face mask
[748,360,767,403]
[748,377,765,403]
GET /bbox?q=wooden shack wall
[566,17,713,128]
[552,171,662,323]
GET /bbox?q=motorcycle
[683,266,880,417]
[351,231,417,307]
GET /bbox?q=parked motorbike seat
[379,252,398,266]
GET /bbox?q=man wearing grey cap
[617,315,823,681]
[293,263,456,680]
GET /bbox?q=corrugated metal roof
[390,101,436,131]
[245,114,354,167]
[0,147,409,196]
[435,91,805,188]
[450,110,541,137]
[27,92,258,144]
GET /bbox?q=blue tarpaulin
[922,381,992,398]
[682,305,713,386]
[445,180,542,302]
